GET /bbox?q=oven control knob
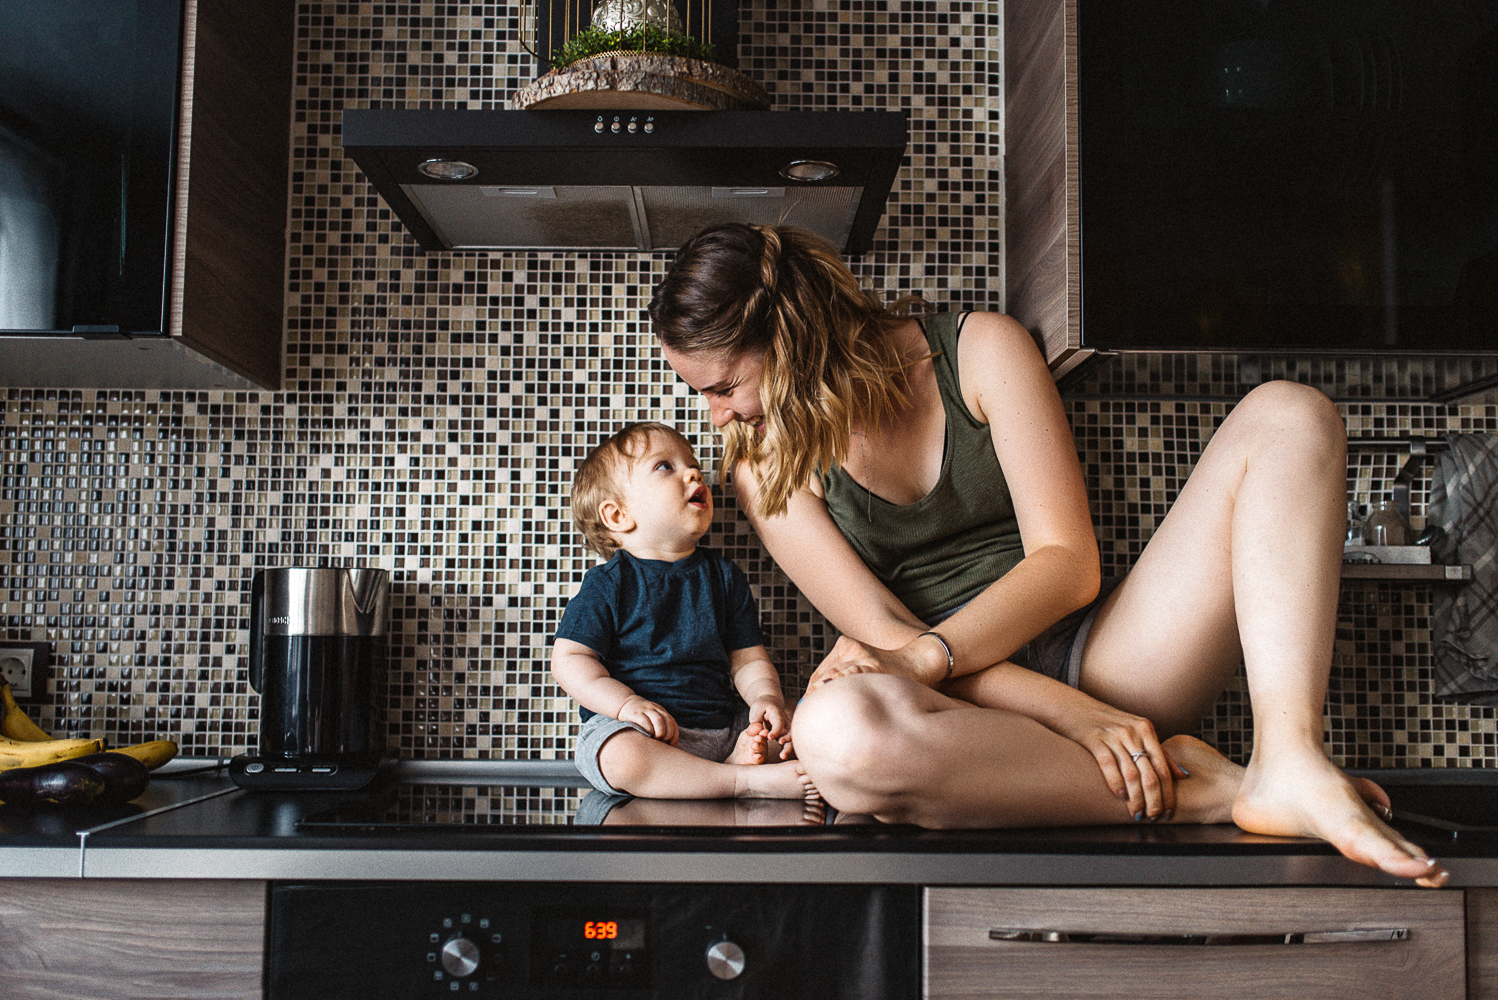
[705,939,745,980]
[441,936,481,978]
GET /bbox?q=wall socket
[0,643,49,699]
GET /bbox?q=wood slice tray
[511,52,770,110]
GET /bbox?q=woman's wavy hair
[648,224,924,518]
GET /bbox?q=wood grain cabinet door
[0,879,265,1000]
[925,887,1465,1000]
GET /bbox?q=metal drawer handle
[988,928,1409,946]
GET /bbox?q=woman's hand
[1048,702,1182,821]
[806,633,948,694]
[618,696,679,746]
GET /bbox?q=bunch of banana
[0,679,179,771]
[0,733,103,771]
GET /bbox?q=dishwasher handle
[988,927,1410,946]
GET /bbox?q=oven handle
[988,927,1409,946]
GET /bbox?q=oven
[266,881,918,999]
[263,773,920,999]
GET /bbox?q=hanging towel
[1427,433,1498,704]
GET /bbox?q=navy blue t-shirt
[553,547,768,729]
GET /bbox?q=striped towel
[1427,434,1498,704]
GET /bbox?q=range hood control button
[705,940,745,980]
[440,936,481,978]
[594,118,605,133]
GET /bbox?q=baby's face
[612,430,713,559]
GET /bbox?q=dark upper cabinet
[1007,0,1498,378]
[0,0,293,389]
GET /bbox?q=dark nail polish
[1133,812,1144,822]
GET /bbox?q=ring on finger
[1129,750,1147,762]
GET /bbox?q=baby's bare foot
[725,724,769,766]
[1232,748,1448,888]
[735,759,823,802]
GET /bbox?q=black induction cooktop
[295,780,838,833]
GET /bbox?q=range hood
[341,109,907,255]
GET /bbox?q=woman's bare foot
[725,723,770,765]
[1231,747,1448,888]
[1159,734,1243,825]
[735,759,822,802]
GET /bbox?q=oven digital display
[531,908,649,990]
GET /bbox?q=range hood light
[342,110,908,254]
[780,160,840,182]
[417,158,479,181]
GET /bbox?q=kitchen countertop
[6,759,1498,887]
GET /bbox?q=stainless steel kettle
[248,566,390,761]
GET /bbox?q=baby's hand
[749,698,790,738]
[749,698,794,759]
[618,696,679,746]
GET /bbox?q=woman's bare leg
[597,729,820,801]
[1078,381,1446,885]
[791,673,1241,828]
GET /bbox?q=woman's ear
[598,498,633,534]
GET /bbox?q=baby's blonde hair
[649,224,924,518]
[570,422,692,558]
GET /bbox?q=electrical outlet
[0,643,49,699]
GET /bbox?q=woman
[648,223,1446,887]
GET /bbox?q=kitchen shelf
[1341,564,1472,582]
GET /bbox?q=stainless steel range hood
[341,109,907,255]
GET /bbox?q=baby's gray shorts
[573,706,751,796]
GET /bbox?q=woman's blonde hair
[570,422,690,558]
[649,224,923,518]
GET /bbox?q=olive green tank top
[818,311,1022,623]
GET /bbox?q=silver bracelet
[917,630,954,683]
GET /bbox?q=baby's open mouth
[689,485,710,508]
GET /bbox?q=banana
[109,739,179,771]
[0,680,179,772]
[0,680,54,742]
[0,734,104,772]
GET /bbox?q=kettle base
[230,751,393,791]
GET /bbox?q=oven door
[266,881,919,999]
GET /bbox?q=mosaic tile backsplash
[2,2,1496,771]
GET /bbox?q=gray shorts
[1006,577,1122,689]
[573,707,750,796]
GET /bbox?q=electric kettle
[230,566,391,790]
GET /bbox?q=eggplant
[71,751,151,805]
[0,760,107,809]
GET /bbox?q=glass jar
[1364,501,1410,546]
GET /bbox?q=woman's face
[661,344,767,432]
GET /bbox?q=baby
[552,421,819,803]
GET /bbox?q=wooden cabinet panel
[925,887,1464,999]
[1004,0,1083,376]
[0,879,265,1000]
[170,0,294,390]
[1468,888,1498,1000]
